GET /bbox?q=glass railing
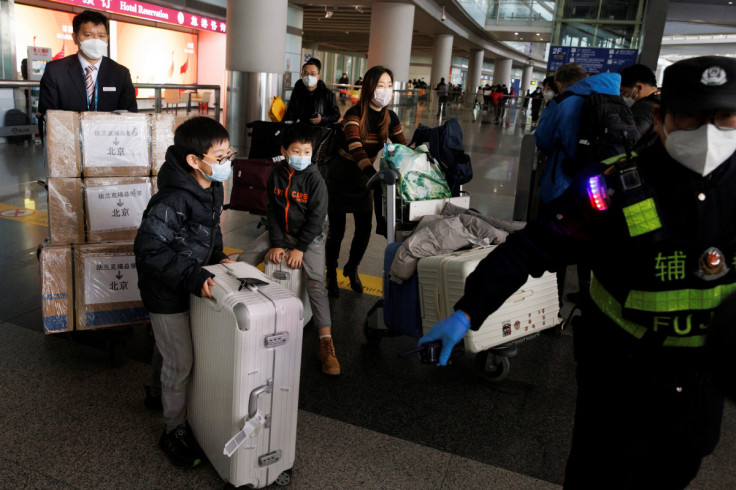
[486,0,555,24]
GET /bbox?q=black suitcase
[246,121,284,159]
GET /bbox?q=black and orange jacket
[267,160,328,252]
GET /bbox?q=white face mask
[543,89,554,102]
[302,75,318,88]
[664,124,736,176]
[79,38,107,60]
[372,87,393,108]
[623,89,638,108]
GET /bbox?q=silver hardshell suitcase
[263,257,312,326]
[418,246,558,353]
[188,262,303,488]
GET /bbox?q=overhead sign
[547,46,638,74]
[47,0,226,33]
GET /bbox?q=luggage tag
[223,410,266,457]
[221,264,270,292]
[236,277,268,292]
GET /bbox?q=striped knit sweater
[342,105,406,166]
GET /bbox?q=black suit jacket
[39,54,137,115]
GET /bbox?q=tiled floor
[1,101,735,489]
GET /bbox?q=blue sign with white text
[546,46,639,74]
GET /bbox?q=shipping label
[85,182,151,232]
[81,120,149,167]
[83,255,142,304]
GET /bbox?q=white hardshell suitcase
[418,247,559,353]
[188,262,303,488]
[263,256,313,327]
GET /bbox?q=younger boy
[237,123,340,375]
[134,116,236,467]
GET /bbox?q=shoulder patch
[601,151,638,166]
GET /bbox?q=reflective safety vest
[586,153,736,347]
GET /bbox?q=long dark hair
[357,65,393,142]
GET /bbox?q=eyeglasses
[671,111,736,132]
[202,147,238,165]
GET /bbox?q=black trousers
[564,318,724,490]
[325,205,372,273]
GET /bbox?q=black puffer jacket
[283,79,340,127]
[134,147,227,314]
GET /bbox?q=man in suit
[39,9,137,135]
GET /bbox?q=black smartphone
[399,341,464,365]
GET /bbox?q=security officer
[420,55,736,489]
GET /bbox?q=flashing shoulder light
[587,175,609,211]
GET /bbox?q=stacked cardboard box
[41,110,175,333]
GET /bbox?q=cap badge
[701,66,727,86]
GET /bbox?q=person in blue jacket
[534,63,622,206]
[534,64,622,312]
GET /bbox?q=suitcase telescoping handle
[249,378,273,418]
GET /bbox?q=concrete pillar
[0,0,16,80]
[367,2,415,84]
[226,0,288,151]
[638,0,669,70]
[520,64,533,106]
[465,49,484,106]
[430,34,453,89]
[493,58,512,87]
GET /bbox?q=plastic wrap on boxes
[80,112,151,177]
[48,178,85,245]
[48,177,154,245]
[40,243,74,333]
[84,177,153,242]
[74,242,148,331]
[151,113,175,175]
[46,110,81,177]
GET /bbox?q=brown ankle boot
[317,337,341,376]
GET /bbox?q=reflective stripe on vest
[588,275,732,347]
[622,198,662,237]
[625,283,736,312]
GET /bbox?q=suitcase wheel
[274,469,293,486]
[475,351,511,382]
[363,300,385,345]
[363,320,383,345]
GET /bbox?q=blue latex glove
[418,310,471,366]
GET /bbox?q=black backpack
[409,117,472,196]
[562,93,638,176]
[3,109,32,145]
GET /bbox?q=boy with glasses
[135,117,236,468]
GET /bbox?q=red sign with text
[48,0,226,33]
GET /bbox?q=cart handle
[366,168,400,189]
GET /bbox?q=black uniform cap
[661,56,736,113]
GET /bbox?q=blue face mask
[288,154,311,171]
[198,158,232,182]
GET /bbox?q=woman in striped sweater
[325,66,407,297]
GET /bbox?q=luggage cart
[363,170,559,382]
